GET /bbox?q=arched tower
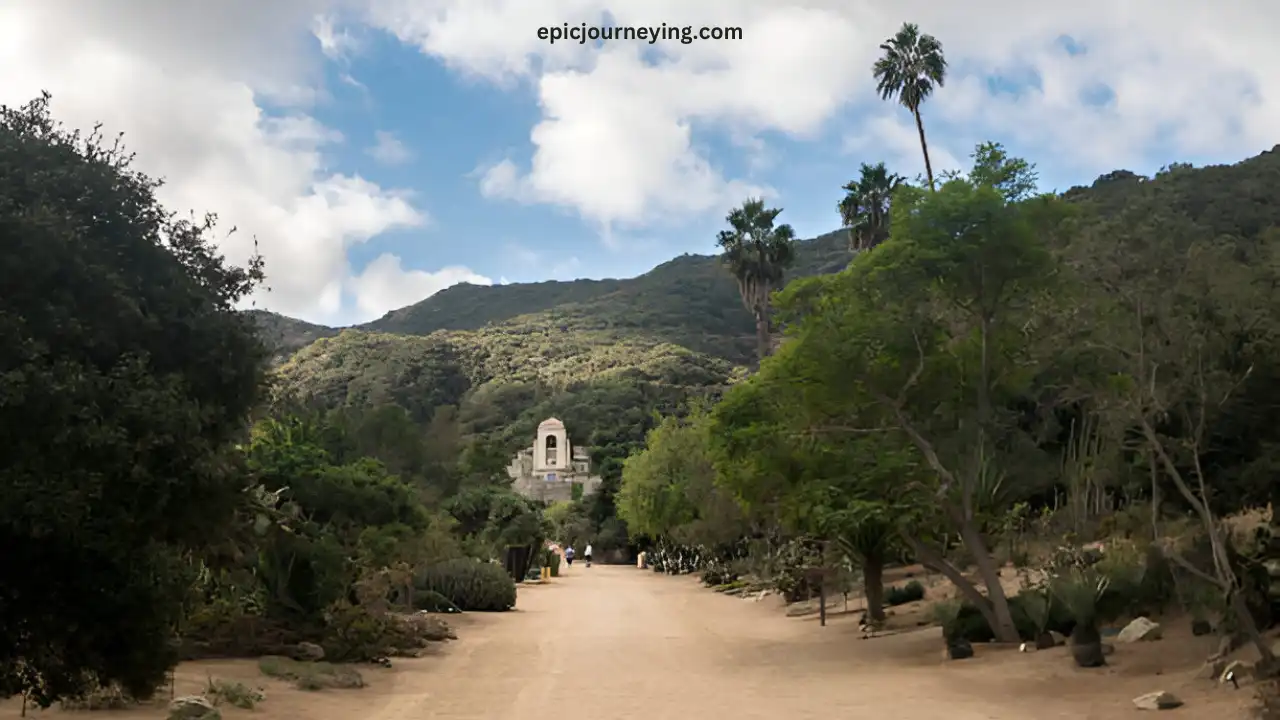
[535,417,569,471]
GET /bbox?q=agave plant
[1049,567,1110,626]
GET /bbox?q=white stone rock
[1132,691,1182,710]
[1118,617,1162,643]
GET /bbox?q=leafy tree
[837,162,905,251]
[717,198,798,362]
[708,356,907,620]
[0,94,267,706]
[754,148,1066,642]
[873,23,948,190]
[618,410,749,549]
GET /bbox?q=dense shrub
[941,592,1078,644]
[416,559,517,612]
[885,580,926,606]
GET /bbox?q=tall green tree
[0,94,267,706]
[755,147,1066,643]
[618,410,748,548]
[716,198,797,362]
[873,23,948,191]
[837,161,905,251]
[708,354,909,622]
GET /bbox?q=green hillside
[261,147,1280,459]
[263,230,851,455]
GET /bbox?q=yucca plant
[1049,567,1111,667]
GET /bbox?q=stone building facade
[507,417,603,503]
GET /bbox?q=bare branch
[1162,545,1228,589]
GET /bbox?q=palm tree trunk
[754,308,771,362]
[913,107,935,191]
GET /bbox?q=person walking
[584,543,593,567]
[564,546,575,567]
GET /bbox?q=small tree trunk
[819,577,827,627]
[907,535,1007,640]
[959,520,1020,643]
[863,551,886,622]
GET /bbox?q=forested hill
[257,146,1280,462]
[253,227,852,363]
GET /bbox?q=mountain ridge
[251,227,852,362]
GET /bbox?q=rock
[1190,619,1212,636]
[1049,630,1066,646]
[1034,632,1060,650]
[168,696,221,720]
[1132,691,1183,710]
[1264,558,1280,578]
[1102,643,1115,656]
[291,641,325,662]
[945,640,974,660]
[1118,617,1162,643]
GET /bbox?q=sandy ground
[1,564,1262,719]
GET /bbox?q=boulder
[1118,617,1162,643]
[168,696,221,720]
[291,641,326,662]
[1132,691,1183,710]
[1048,630,1066,646]
[1190,619,1212,636]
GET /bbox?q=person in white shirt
[584,543,593,567]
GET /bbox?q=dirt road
[362,565,1232,720]
[3,563,1245,719]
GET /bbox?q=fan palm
[837,162,905,252]
[872,23,948,190]
[716,198,796,362]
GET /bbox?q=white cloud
[364,0,1280,230]
[348,254,492,321]
[367,130,412,165]
[313,14,363,60]
[0,0,478,325]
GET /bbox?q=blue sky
[6,1,1275,325]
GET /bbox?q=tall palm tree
[717,198,796,362]
[872,23,947,191]
[837,162,905,252]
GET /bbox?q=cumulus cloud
[0,0,483,324]
[348,254,493,321]
[367,130,412,165]
[363,0,1280,228]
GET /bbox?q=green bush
[412,589,461,613]
[885,580,926,606]
[416,559,517,612]
[940,592,1078,644]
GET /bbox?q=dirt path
[362,565,1246,720]
[1,564,1253,719]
